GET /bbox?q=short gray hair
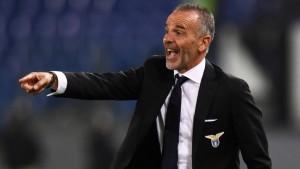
[174,3,215,40]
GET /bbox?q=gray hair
[174,3,215,40]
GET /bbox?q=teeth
[166,48,178,56]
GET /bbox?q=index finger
[19,73,36,83]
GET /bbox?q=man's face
[163,10,209,73]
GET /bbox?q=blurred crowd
[0,0,300,168]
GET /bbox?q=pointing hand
[19,72,57,94]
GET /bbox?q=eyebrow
[175,25,186,30]
[165,24,186,30]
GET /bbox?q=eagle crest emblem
[205,132,224,148]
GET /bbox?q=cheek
[181,43,199,61]
[191,41,200,54]
[181,41,198,55]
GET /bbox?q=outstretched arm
[60,68,144,100]
[19,67,144,100]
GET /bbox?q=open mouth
[166,48,179,60]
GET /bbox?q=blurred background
[0,0,299,168]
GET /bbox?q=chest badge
[205,132,224,148]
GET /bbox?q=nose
[163,33,172,44]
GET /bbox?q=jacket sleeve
[56,67,144,100]
[232,79,272,169]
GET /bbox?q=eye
[175,30,181,35]
[174,30,184,36]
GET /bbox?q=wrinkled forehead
[165,10,200,28]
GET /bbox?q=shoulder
[143,55,171,73]
[144,55,165,67]
[141,55,173,81]
[211,62,250,93]
[211,63,254,105]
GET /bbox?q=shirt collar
[174,58,206,84]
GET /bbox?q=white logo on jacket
[205,132,224,148]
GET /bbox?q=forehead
[166,10,200,28]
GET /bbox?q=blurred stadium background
[0,0,299,168]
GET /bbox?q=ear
[198,35,212,53]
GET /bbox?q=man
[19,3,272,169]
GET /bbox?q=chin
[166,62,180,71]
[165,62,176,70]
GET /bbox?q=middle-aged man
[19,3,272,169]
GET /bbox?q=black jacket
[58,56,271,169]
